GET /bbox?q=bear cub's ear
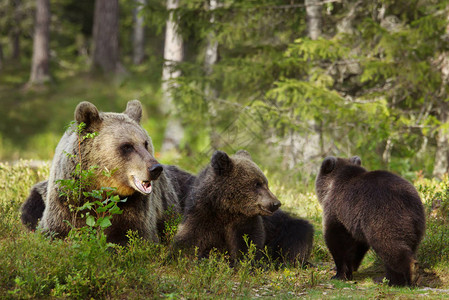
[75,101,100,127]
[320,156,337,175]
[235,150,252,160]
[125,99,142,123]
[211,150,233,176]
[350,156,362,166]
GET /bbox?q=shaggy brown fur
[170,151,313,264]
[262,210,314,265]
[174,150,281,260]
[20,180,47,231]
[315,156,425,286]
[27,100,180,245]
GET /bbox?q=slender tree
[133,0,146,65]
[10,0,21,60]
[29,0,50,85]
[161,0,184,152]
[204,0,219,149]
[92,0,121,73]
[433,108,449,178]
[0,43,3,70]
[280,0,323,169]
[305,0,321,40]
[433,15,449,178]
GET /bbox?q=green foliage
[162,205,183,243]
[416,175,449,266]
[1,163,449,298]
[55,122,125,250]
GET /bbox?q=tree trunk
[92,0,121,73]
[161,0,184,152]
[433,12,449,179]
[29,0,51,85]
[133,0,146,65]
[0,43,3,70]
[10,0,21,60]
[10,32,21,60]
[433,109,449,179]
[305,0,321,40]
[204,0,219,149]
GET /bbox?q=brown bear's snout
[259,193,281,215]
[149,164,163,180]
[268,200,281,212]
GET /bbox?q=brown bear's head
[315,156,362,204]
[75,100,163,196]
[209,150,281,217]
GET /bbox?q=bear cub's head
[75,100,163,196]
[315,156,363,203]
[207,150,281,216]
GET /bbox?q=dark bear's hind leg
[324,220,357,280]
[376,245,414,286]
[352,241,369,272]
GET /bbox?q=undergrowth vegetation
[1,162,449,298]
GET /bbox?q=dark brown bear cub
[174,150,281,260]
[315,156,425,286]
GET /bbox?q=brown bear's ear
[320,156,337,175]
[75,101,100,127]
[235,150,252,160]
[211,150,233,176]
[350,156,362,166]
[124,99,142,123]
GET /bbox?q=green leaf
[98,217,112,228]
[86,215,95,227]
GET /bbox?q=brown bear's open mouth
[259,205,274,216]
[132,176,152,194]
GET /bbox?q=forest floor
[1,161,448,299]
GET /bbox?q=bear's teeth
[133,176,152,194]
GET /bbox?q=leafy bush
[416,175,449,267]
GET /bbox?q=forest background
[1,1,449,298]
[2,0,449,186]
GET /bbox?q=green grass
[1,161,449,299]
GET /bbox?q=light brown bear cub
[174,150,281,261]
[315,156,425,286]
[36,100,180,245]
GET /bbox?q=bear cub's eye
[254,181,263,189]
[144,141,149,149]
[120,143,134,154]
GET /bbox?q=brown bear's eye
[254,181,263,189]
[144,141,149,149]
[120,143,134,154]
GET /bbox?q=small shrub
[416,176,449,266]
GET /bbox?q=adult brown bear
[22,100,181,245]
[315,156,425,286]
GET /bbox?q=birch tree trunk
[282,0,323,169]
[92,0,121,74]
[29,0,51,85]
[161,0,184,152]
[305,0,321,40]
[280,0,325,170]
[133,0,146,65]
[432,12,449,179]
[204,0,219,149]
[433,109,449,179]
